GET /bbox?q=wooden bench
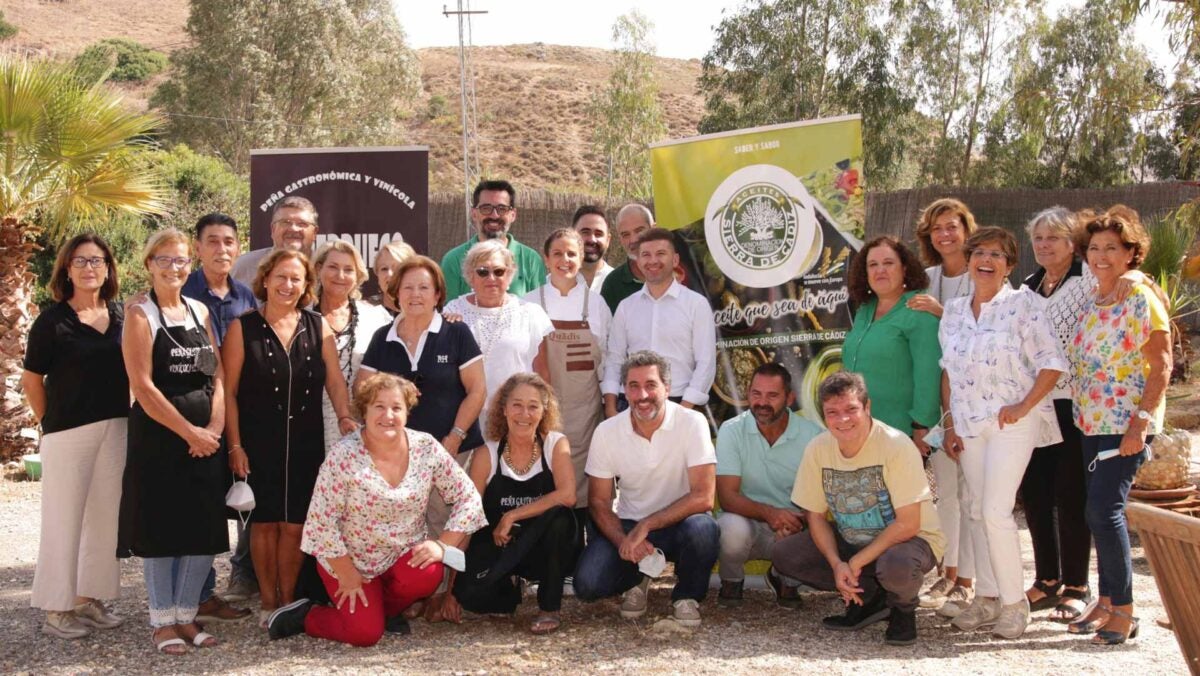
[1127,502,1200,675]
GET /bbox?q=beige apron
[539,284,604,508]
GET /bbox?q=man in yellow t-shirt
[771,371,945,647]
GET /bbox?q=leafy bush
[427,94,449,120]
[73,38,168,83]
[0,10,17,41]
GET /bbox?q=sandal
[1067,602,1110,635]
[1026,579,1062,611]
[1051,587,1092,623]
[152,628,188,656]
[530,613,561,635]
[178,622,218,648]
[1093,607,1139,645]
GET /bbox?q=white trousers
[929,450,975,577]
[30,418,128,611]
[958,416,1038,604]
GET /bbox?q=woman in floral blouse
[266,372,486,646]
[939,227,1067,641]
[1064,206,1170,646]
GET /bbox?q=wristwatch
[451,426,468,440]
[1135,410,1152,423]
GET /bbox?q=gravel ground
[0,477,1191,675]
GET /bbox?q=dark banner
[249,146,429,295]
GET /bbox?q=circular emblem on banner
[705,164,819,288]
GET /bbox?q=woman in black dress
[222,249,357,627]
[118,229,228,654]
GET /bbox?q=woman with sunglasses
[118,229,229,654]
[24,234,129,641]
[444,239,553,428]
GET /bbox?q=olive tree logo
[705,164,820,288]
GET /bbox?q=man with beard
[441,180,547,302]
[714,363,820,609]
[572,204,613,292]
[573,350,719,627]
[602,228,717,418]
[771,371,944,646]
[231,196,320,287]
[599,203,653,313]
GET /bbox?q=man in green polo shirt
[715,362,821,608]
[441,179,547,301]
[599,203,653,313]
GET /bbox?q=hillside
[3,0,705,194]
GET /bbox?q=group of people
[22,180,1169,654]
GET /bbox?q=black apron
[118,295,229,558]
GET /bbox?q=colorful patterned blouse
[301,429,487,578]
[1069,284,1170,436]
[939,284,1068,446]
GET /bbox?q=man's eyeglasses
[70,256,107,269]
[473,204,514,216]
[152,256,193,270]
[474,267,508,279]
[272,218,316,229]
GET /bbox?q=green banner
[650,116,864,425]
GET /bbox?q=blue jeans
[1081,434,1150,606]
[573,513,719,603]
[191,521,255,602]
[144,555,214,627]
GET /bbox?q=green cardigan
[842,290,943,433]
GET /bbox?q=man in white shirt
[573,205,614,293]
[602,228,717,418]
[573,351,719,627]
[231,196,320,287]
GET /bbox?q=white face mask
[225,480,255,528]
[638,548,668,578]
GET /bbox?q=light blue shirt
[716,410,821,509]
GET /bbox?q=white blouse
[322,300,393,451]
[1023,262,1094,401]
[939,285,1068,446]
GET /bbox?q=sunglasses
[474,266,508,279]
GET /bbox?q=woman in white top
[313,241,393,452]
[444,239,553,429]
[452,373,576,635]
[939,226,1067,640]
[523,228,611,510]
[907,198,978,616]
[370,239,415,314]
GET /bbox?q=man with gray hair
[231,195,321,287]
[573,350,720,627]
[599,203,654,313]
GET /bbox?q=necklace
[317,299,359,384]
[935,268,969,302]
[1037,267,1067,297]
[502,435,541,475]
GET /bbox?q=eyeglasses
[969,249,1008,262]
[70,256,107,269]
[473,204,514,216]
[272,218,315,229]
[152,256,193,270]
[474,266,508,279]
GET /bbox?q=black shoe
[267,598,312,640]
[822,589,889,631]
[717,580,744,607]
[765,567,802,610]
[884,607,917,646]
[385,614,412,635]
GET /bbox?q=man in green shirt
[599,203,653,313]
[440,179,547,302]
[715,363,821,609]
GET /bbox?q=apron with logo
[539,284,604,508]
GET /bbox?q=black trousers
[1018,398,1091,588]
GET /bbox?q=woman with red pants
[267,373,486,646]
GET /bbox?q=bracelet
[230,444,244,452]
[338,416,354,423]
[451,426,468,440]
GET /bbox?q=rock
[649,617,693,635]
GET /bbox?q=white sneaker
[672,599,701,627]
[918,578,955,609]
[935,585,974,618]
[42,611,90,639]
[73,599,123,629]
[993,599,1031,639]
[620,577,650,619]
[951,596,1002,631]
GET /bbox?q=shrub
[0,10,17,41]
[73,38,168,83]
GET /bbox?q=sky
[394,0,1179,71]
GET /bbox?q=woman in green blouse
[842,236,942,455]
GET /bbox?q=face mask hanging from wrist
[924,410,953,450]
[225,474,255,529]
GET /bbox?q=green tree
[589,10,668,198]
[73,38,168,83]
[0,56,165,458]
[697,0,917,189]
[153,0,421,171]
[0,10,17,41]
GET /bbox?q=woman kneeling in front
[267,373,486,646]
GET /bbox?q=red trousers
[304,550,443,647]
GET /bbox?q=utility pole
[444,2,487,239]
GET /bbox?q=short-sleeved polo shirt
[716,411,821,509]
[182,269,258,345]
[440,234,547,302]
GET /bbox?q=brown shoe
[766,568,802,609]
[196,596,252,623]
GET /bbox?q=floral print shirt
[1069,285,1170,436]
[301,429,487,578]
[939,285,1068,446]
